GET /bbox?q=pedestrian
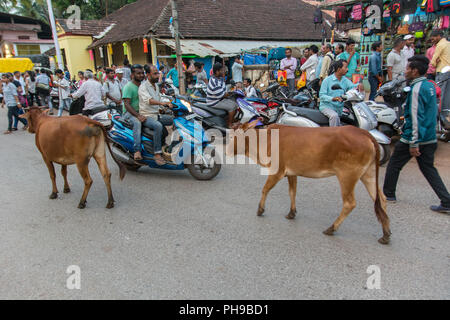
[25,70,39,106]
[301,48,310,66]
[103,68,122,114]
[280,48,298,93]
[96,66,105,83]
[383,55,450,214]
[0,73,27,134]
[166,64,180,88]
[116,68,129,90]
[334,43,344,58]
[13,71,25,93]
[368,41,383,101]
[319,44,335,86]
[430,30,450,110]
[71,70,105,114]
[426,43,436,81]
[77,71,86,88]
[338,39,360,79]
[64,68,71,81]
[386,38,405,81]
[194,62,208,85]
[300,45,319,83]
[53,69,72,117]
[401,35,415,71]
[231,56,244,86]
[122,58,132,81]
[36,68,53,113]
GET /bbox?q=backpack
[402,0,418,14]
[426,0,441,12]
[335,6,348,24]
[313,8,323,25]
[390,0,403,17]
[351,3,364,22]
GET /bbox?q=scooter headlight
[180,100,192,113]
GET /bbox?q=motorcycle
[108,95,221,180]
[435,66,450,142]
[191,89,260,135]
[365,78,407,138]
[277,86,392,165]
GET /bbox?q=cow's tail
[86,118,126,180]
[369,135,390,235]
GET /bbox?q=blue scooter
[108,96,221,180]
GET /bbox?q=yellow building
[55,19,114,78]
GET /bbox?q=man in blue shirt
[338,39,360,79]
[166,64,179,88]
[319,60,360,126]
[383,55,450,213]
[368,41,383,101]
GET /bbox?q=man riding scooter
[318,59,364,126]
[122,64,172,165]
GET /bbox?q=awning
[156,39,315,58]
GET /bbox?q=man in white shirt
[53,69,72,117]
[300,45,319,82]
[103,68,122,113]
[386,38,405,81]
[401,35,415,71]
[243,78,258,98]
[232,57,244,85]
[13,71,25,94]
[116,68,129,90]
[71,70,105,113]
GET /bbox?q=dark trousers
[7,105,27,131]
[383,142,450,207]
[287,78,296,94]
[368,75,379,101]
[13,107,27,128]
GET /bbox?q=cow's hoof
[63,187,71,193]
[286,209,297,220]
[49,192,58,199]
[78,201,86,209]
[323,226,335,236]
[106,201,114,209]
[257,207,265,216]
[378,233,390,245]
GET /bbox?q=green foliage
[1,0,138,22]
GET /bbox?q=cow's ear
[42,109,50,115]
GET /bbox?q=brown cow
[20,107,126,209]
[226,123,391,244]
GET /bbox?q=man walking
[383,55,450,214]
[231,57,244,86]
[430,30,450,109]
[103,68,122,114]
[116,68,129,91]
[401,35,415,71]
[280,48,298,93]
[386,38,405,81]
[53,69,72,117]
[368,41,383,101]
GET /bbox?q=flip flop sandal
[3,130,12,134]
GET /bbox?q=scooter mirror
[404,86,411,93]
[441,66,450,74]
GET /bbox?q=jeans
[368,75,379,101]
[28,92,40,106]
[287,78,296,94]
[436,72,449,111]
[123,113,173,153]
[383,142,450,207]
[320,107,340,127]
[58,98,72,117]
[13,107,27,128]
[7,105,27,131]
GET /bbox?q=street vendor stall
[0,57,34,73]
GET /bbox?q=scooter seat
[193,102,227,117]
[286,106,330,125]
[117,118,134,129]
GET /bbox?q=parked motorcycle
[191,89,260,135]
[365,78,407,138]
[108,95,221,180]
[277,86,392,165]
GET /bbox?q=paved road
[0,108,449,299]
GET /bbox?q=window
[16,44,41,55]
[18,36,30,40]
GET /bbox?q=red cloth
[301,57,306,65]
[426,45,436,75]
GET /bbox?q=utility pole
[46,0,64,70]
[170,0,185,94]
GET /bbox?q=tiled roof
[57,19,114,36]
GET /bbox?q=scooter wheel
[186,154,221,180]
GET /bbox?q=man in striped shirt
[207,62,237,127]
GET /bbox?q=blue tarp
[243,53,267,65]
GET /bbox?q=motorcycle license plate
[185,113,196,120]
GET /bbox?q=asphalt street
[0,107,449,299]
